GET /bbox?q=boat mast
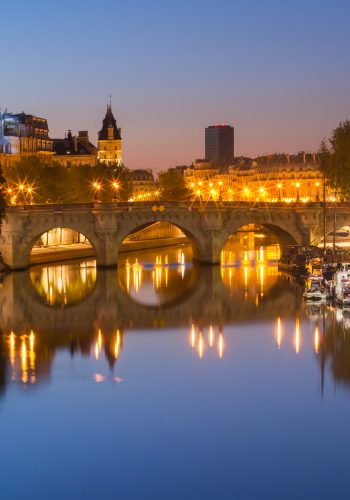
[323,173,327,257]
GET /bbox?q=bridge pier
[0,236,30,270]
[94,232,120,268]
[192,230,225,265]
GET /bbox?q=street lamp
[296,182,300,202]
[92,182,102,203]
[315,181,320,202]
[112,181,119,202]
[218,181,223,201]
[27,186,33,204]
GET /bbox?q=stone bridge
[0,201,349,269]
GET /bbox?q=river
[0,234,350,499]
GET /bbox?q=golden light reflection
[126,259,130,292]
[189,324,225,359]
[21,338,28,384]
[95,328,103,360]
[209,325,214,348]
[31,260,96,307]
[276,317,282,349]
[114,329,121,359]
[8,331,15,367]
[218,330,224,359]
[314,325,320,354]
[198,330,204,359]
[295,318,301,355]
[133,258,142,292]
[5,331,37,384]
[191,323,196,348]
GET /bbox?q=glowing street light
[92,181,102,203]
[112,181,120,202]
[315,181,320,201]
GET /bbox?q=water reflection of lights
[314,325,320,354]
[114,330,121,359]
[276,317,282,349]
[209,325,214,347]
[295,318,301,355]
[93,329,124,361]
[275,318,323,355]
[121,251,190,299]
[31,260,96,306]
[218,330,224,359]
[190,324,224,359]
[5,331,37,384]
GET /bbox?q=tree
[158,169,190,201]
[0,165,6,226]
[2,156,133,204]
[319,120,350,200]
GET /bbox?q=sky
[1,0,350,170]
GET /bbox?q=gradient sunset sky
[2,0,350,170]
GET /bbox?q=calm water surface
[1,235,350,499]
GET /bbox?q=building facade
[98,104,122,165]
[53,130,97,167]
[0,111,53,158]
[184,153,331,202]
[205,124,234,167]
[129,169,156,200]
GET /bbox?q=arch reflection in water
[118,245,193,307]
[30,259,97,306]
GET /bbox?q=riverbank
[30,236,189,265]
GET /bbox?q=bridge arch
[115,218,207,264]
[0,217,103,270]
[27,225,98,266]
[218,221,298,266]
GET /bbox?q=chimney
[78,130,89,147]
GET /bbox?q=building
[183,159,220,197]
[98,104,122,165]
[205,124,234,167]
[183,153,331,202]
[230,153,326,202]
[0,111,53,157]
[129,169,156,200]
[53,130,97,167]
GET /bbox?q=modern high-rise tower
[205,124,234,166]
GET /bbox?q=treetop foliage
[319,120,350,200]
[2,156,132,204]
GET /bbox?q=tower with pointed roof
[97,103,122,165]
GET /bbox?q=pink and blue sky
[2,0,350,170]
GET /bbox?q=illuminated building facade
[98,104,122,165]
[129,169,156,199]
[0,111,53,158]
[230,153,327,202]
[184,153,330,202]
[205,124,234,166]
[53,130,97,167]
